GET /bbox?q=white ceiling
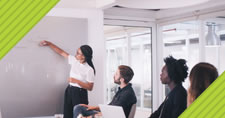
[54,0,115,9]
[52,0,225,24]
[54,0,96,9]
[116,0,211,9]
[53,0,216,9]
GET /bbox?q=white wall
[47,8,105,106]
[0,7,104,118]
[0,16,88,118]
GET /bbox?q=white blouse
[68,55,95,88]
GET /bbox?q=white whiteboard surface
[0,16,88,118]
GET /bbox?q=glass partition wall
[103,11,225,114]
[104,26,152,110]
[160,17,225,96]
[162,21,200,94]
[204,18,225,74]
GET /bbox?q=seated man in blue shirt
[73,65,137,118]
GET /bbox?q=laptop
[99,104,126,118]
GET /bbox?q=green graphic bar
[179,71,225,118]
[0,0,59,60]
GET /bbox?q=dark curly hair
[164,56,188,84]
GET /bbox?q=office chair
[128,104,136,118]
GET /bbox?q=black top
[149,84,187,118]
[109,83,137,118]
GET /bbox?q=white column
[152,24,164,111]
[199,20,206,62]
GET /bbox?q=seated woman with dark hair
[187,62,218,106]
[149,56,189,118]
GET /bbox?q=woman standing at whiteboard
[40,40,95,118]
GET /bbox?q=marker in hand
[40,40,49,46]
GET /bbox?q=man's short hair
[118,65,134,84]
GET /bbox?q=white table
[25,116,54,118]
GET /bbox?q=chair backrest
[128,104,136,118]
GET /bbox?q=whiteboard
[0,16,88,118]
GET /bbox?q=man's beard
[114,77,121,85]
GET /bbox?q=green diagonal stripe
[179,71,225,118]
[0,0,59,60]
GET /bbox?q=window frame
[104,19,159,113]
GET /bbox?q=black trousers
[63,85,88,118]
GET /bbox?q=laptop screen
[99,104,126,118]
